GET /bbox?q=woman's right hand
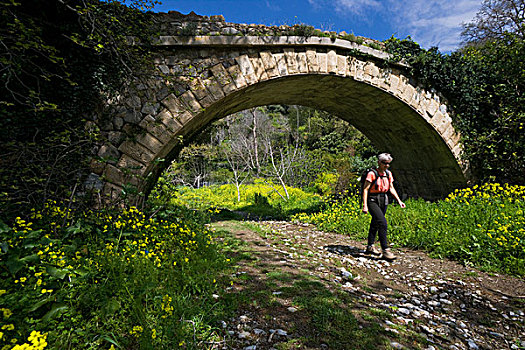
[362,206,368,214]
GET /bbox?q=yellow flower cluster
[89,206,213,269]
[446,183,525,253]
[1,201,220,349]
[161,294,174,318]
[10,331,47,350]
[165,180,322,211]
[130,325,143,338]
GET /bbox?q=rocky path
[212,220,525,350]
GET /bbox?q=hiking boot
[382,249,396,260]
[365,245,380,255]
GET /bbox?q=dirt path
[212,220,525,350]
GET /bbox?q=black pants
[367,194,388,250]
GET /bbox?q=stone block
[118,139,155,165]
[210,63,236,94]
[430,111,446,131]
[141,102,158,115]
[297,52,308,73]
[336,54,347,76]
[176,111,194,125]
[235,54,258,85]
[139,115,173,144]
[113,116,124,130]
[305,50,319,73]
[136,132,163,154]
[317,52,327,73]
[442,125,455,142]
[161,94,186,114]
[156,109,183,134]
[327,50,337,74]
[347,57,357,77]
[123,110,142,124]
[210,63,230,86]
[125,95,141,109]
[90,158,105,175]
[452,144,462,158]
[273,53,289,76]
[84,173,104,191]
[104,164,124,185]
[187,77,209,100]
[165,56,178,65]
[157,64,170,74]
[283,48,299,74]
[354,61,365,81]
[117,154,147,174]
[259,51,279,78]
[250,57,269,81]
[397,75,409,96]
[427,99,439,118]
[378,69,391,91]
[198,94,215,109]
[108,131,125,145]
[102,182,123,202]
[226,65,248,89]
[179,91,203,113]
[97,143,120,164]
[202,77,226,101]
[388,75,399,93]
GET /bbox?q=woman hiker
[362,153,406,260]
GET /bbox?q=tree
[461,0,525,45]
[214,125,251,202]
[0,0,158,217]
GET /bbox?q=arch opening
[148,74,465,201]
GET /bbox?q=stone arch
[91,36,466,203]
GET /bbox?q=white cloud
[322,0,481,51]
[386,0,480,51]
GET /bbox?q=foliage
[383,34,525,184]
[289,24,316,37]
[294,183,525,276]
[340,33,364,45]
[0,200,233,349]
[0,0,158,219]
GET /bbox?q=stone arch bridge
[89,12,466,204]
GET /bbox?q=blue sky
[153,0,482,52]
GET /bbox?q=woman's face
[378,159,391,171]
